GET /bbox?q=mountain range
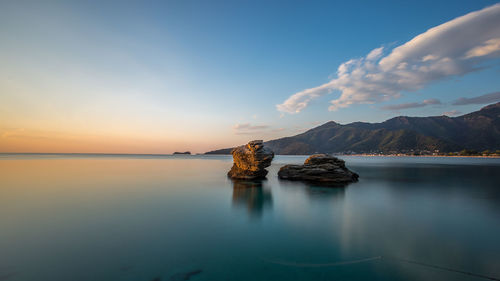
[206,102,500,155]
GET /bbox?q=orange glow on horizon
[0,127,239,154]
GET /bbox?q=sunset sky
[1,0,500,153]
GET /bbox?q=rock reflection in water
[280,180,347,201]
[231,180,273,217]
[305,185,346,201]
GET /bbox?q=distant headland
[173,151,191,155]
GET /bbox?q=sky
[1,0,500,153]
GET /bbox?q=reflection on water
[231,180,272,217]
[305,185,346,200]
[0,154,499,281]
[277,179,347,201]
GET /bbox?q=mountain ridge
[206,102,500,155]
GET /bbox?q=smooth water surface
[1,154,499,281]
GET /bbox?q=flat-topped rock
[278,154,358,185]
[228,140,274,180]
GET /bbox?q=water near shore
[1,154,499,281]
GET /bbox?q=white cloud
[277,3,500,114]
[464,38,500,58]
[422,55,438,62]
[366,47,384,61]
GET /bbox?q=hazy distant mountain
[206,102,500,155]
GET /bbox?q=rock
[227,140,274,180]
[278,154,358,185]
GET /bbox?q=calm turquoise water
[1,154,499,281]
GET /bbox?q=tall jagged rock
[278,154,358,185]
[228,140,274,180]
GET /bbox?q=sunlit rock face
[227,140,274,180]
[278,154,358,185]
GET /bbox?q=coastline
[1,152,499,159]
[339,154,500,158]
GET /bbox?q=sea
[1,154,499,281]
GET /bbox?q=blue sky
[1,0,500,153]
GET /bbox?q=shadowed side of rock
[278,154,358,185]
[228,140,274,180]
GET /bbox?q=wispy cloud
[452,91,500,105]
[232,123,270,135]
[0,127,57,140]
[443,110,462,116]
[277,4,500,114]
[232,124,289,135]
[381,99,441,110]
[1,128,24,139]
[271,127,285,132]
[233,123,269,130]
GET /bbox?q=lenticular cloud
[277,3,500,114]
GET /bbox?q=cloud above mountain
[232,123,270,135]
[443,110,462,116]
[452,91,500,105]
[381,99,441,110]
[277,3,500,114]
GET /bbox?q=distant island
[173,151,191,155]
[206,102,500,156]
